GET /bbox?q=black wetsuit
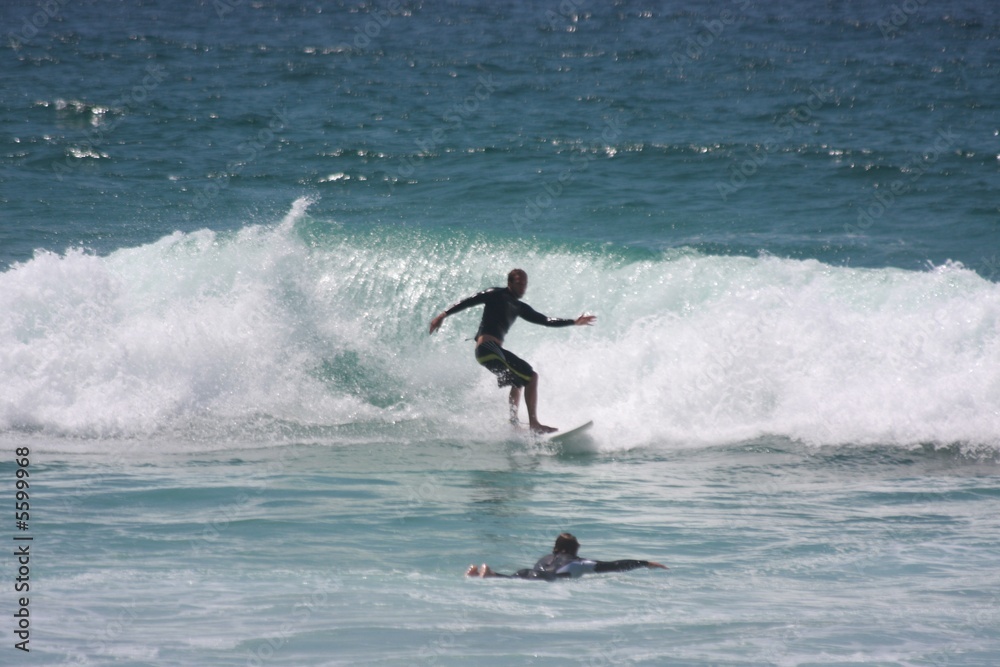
[495,552,655,581]
[443,287,574,389]
[443,287,574,343]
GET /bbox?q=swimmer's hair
[508,268,527,284]
[553,532,580,556]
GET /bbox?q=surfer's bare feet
[465,564,480,577]
[529,422,557,434]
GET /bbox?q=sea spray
[2,201,998,449]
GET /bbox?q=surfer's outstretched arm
[429,311,447,334]
[429,289,494,334]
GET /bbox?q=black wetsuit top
[443,287,574,343]
[504,553,654,581]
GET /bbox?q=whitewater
[3,199,998,451]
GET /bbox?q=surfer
[465,532,668,581]
[428,269,595,434]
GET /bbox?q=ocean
[2,1,999,665]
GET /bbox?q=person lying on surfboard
[429,268,595,434]
[465,532,668,581]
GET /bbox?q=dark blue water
[3,1,998,273]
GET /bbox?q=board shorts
[475,340,534,389]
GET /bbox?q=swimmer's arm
[592,560,668,573]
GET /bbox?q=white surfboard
[547,420,594,444]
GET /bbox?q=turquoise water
[2,1,1000,665]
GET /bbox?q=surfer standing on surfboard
[428,269,595,434]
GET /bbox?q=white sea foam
[2,200,998,449]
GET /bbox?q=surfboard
[547,420,593,444]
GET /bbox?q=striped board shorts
[474,340,534,388]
